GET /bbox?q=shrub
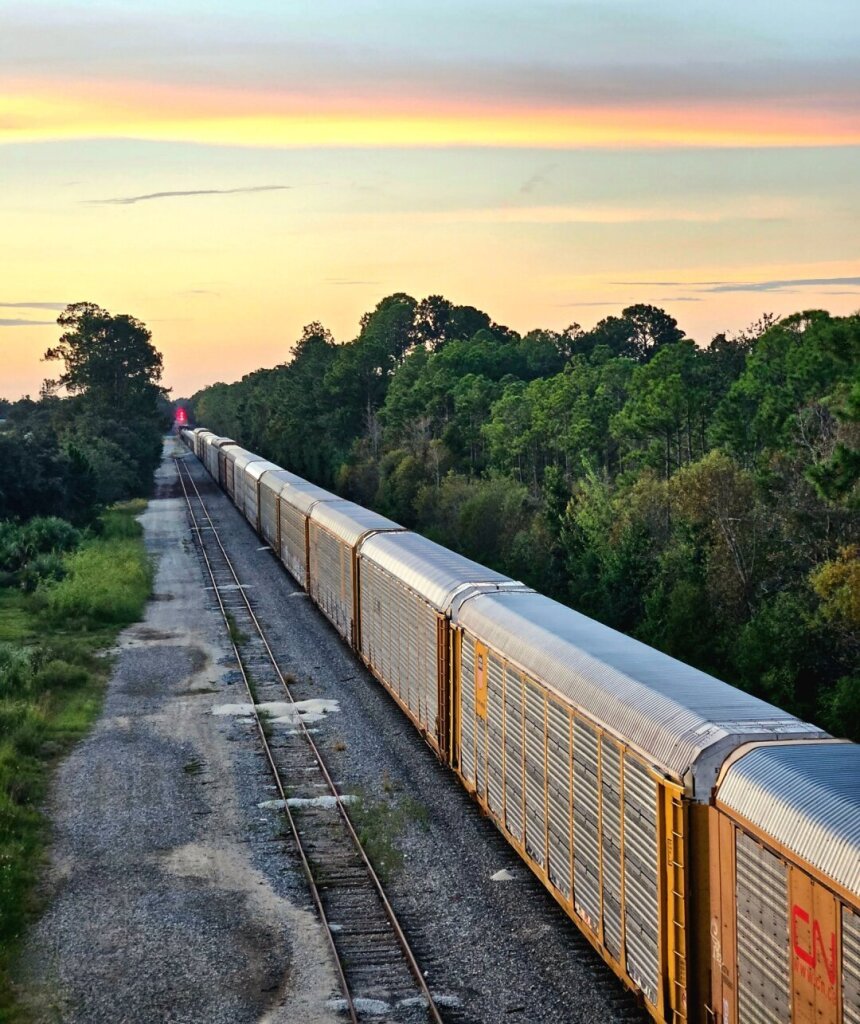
[19,552,67,593]
[0,522,25,573]
[41,537,151,626]
[20,517,81,558]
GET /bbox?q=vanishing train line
[180,426,860,1024]
[174,455,446,1024]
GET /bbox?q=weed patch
[0,502,151,1019]
[225,612,248,648]
[349,791,429,882]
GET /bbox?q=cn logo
[792,904,837,985]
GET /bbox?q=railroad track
[174,455,446,1024]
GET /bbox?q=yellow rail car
[710,742,860,1024]
[450,590,824,1023]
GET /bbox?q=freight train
[180,426,859,1024]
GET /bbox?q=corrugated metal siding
[258,470,305,549]
[230,451,264,515]
[503,672,524,842]
[310,499,402,548]
[456,625,665,1004]
[485,653,505,816]
[844,908,860,1024]
[203,438,223,478]
[460,638,476,784]
[309,521,352,641]
[573,718,601,933]
[546,700,571,898]
[242,461,279,529]
[524,680,547,868]
[360,531,516,611]
[359,557,440,740]
[221,445,245,498]
[454,591,822,793]
[735,830,791,1024]
[259,485,278,548]
[203,437,232,478]
[277,481,339,583]
[717,743,860,901]
[622,756,660,1004]
[601,738,623,961]
[278,500,307,584]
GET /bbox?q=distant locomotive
[180,426,860,1024]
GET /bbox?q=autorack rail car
[178,429,860,1024]
[357,530,529,757]
[239,458,280,531]
[257,469,303,552]
[277,479,342,589]
[306,499,405,645]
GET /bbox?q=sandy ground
[19,441,341,1024]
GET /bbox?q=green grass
[0,502,152,1022]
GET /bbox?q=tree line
[190,295,859,740]
[0,302,168,529]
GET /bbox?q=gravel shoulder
[19,442,340,1024]
[19,438,644,1024]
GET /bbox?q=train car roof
[310,499,404,547]
[454,590,824,796]
[245,460,281,482]
[280,479,343,516]
[231,449,267,473]
[258,468,305,495]
[360,530,527,612]
[204,435,236,449]
[717,741,859,900]
[221,444,250,464]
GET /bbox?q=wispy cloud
[613,275,860,293]
[0,301,67,310]
[702,276,860,293]
[0,318,55,327]
[87,185,290,206]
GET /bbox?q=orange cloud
[2,77,858,149]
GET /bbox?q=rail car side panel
[279,502,309,587]
[358,558,442,751]
[308,523,353,643]
[843,909,860,1024]
[710,811,855,1024]
[242,475,256,527]
[259,486,280,551]
[455,626,674,1019]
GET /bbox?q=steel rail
[173,456,360,1024]
[174,454,445,1024]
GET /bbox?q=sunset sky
[2,0,858,399]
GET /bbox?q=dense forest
[191,296,859,740]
